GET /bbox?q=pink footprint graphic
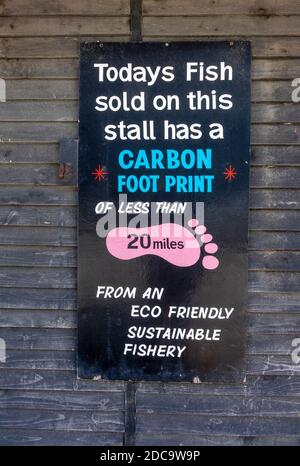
[106,219,219,270]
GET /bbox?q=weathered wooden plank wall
[0,0,299,446]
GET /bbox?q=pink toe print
[106,219,219,270]
[186,219,220,270]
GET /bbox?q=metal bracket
[58,138,78,186]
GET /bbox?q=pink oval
[202,255,219,270]
[195,225,206,235]
[204,243,218,254]
[200,233,213,243]
[188,219,199,228]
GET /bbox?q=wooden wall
[0,0,299,446]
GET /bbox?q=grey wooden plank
[249,313,300,334]
[1,37,299,59]
[0,288,76,309]
[252,104,300,123]
[0,122,77,142]
[137,375,300,396]
[143,37,300,59]
[249,231,300,250]
[2,328,75,351]
[0,309,76,328]
[2,349,75,370]
[0,408,124,432]
[0,0,129,16]
[0,206,76,226]
[249,271,300,292]
[135,433,300,446]
[0,143,59,163]
[0,187,77,205]
[0,17,129,36]
[0,429,123,446]
[0,101,78,121]
[136,413,300,435]
[0,102,299,123]
[0,267,76,288]
[0,59,76,78]
[250,190,300,210]
[0,368,124,391]
[248,333,297,354]
[136,392,300,416]
[247,355,300,376]
[0,226,76,246]
[0,38,128,59]
[251,167,300,188]
[0,206,76,227]
[251,146,300,165]
[252,81,296,102]
[0,245,76,267]
[0,59,299,79]
[249,251,300,271]
[249,211,300,231]
[143,16,300,36]
[5,79,78,99]
[253,59,300,80]
[0,388,123,411]
[143,0,300,15]
[249,292,300,312]
[252,125,300,144]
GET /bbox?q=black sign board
[78,42,251,382]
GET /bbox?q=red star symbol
[91,164,108,181]
[224,164,237,181]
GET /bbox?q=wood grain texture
[143,1,300,16]
[0,309,76,328]
[135,433,300,446]
[0,17,129,37]
[0,408,124,432]
[136,413,300,435]
[0,428,123,446]
[0,368,125,391]
[0,0,130,16]
[1,37,299,59]
[143,16,300,36]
